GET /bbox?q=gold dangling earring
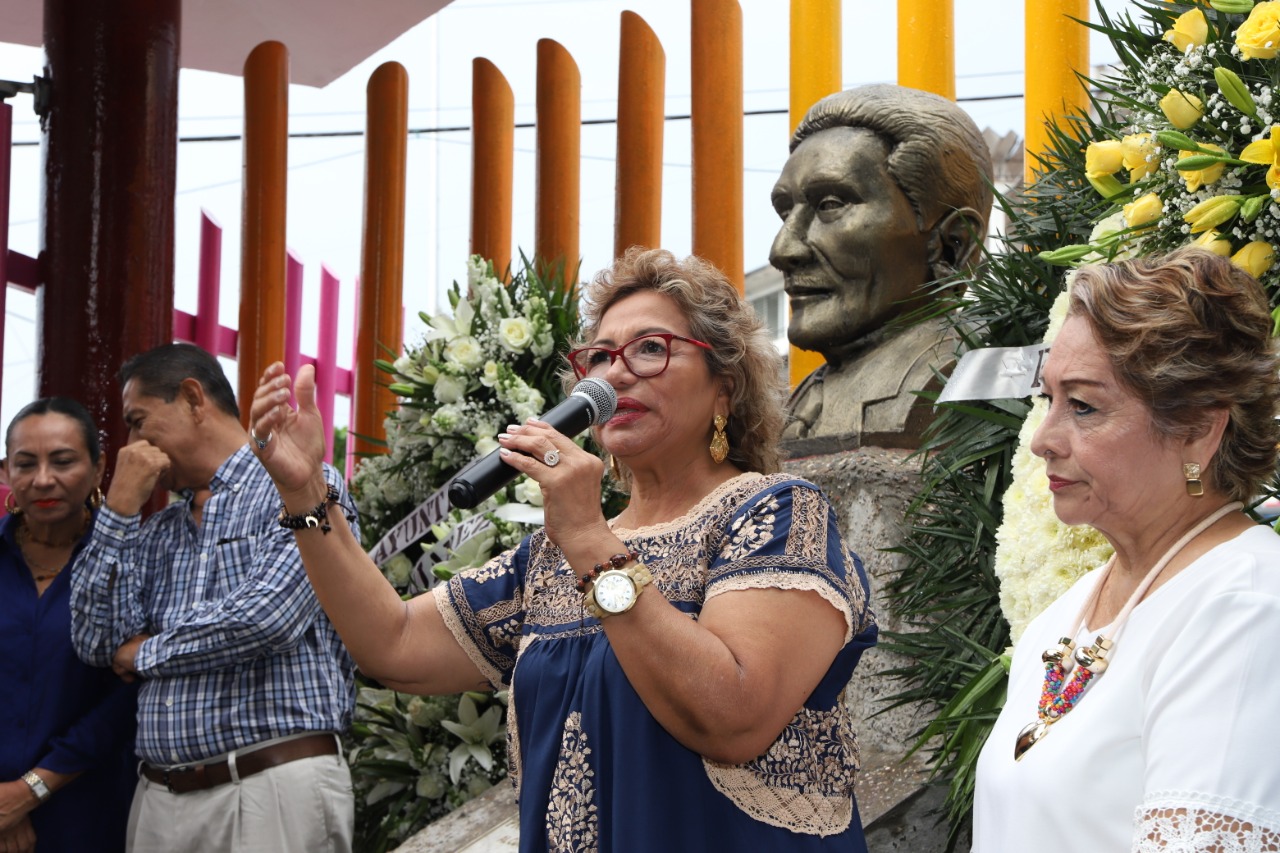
[709,415,729,464]
[1184,462,1204,497]
[608,454,623,480]
[87,487,105,510]
[4,491,21,516]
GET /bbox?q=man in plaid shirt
[70,343,358,852]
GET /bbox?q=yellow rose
[1183,195,1242,232]
[1179,143,1227,192]
[1192,229,1233,257]
[1121,133,1159,180]
[1164,8,1209,53]
[1231,241,1276,277]
[1237,1,1280,59]
[1085,140,1124,178]
[1123,193,1164,229]
[1160,89,1204,130]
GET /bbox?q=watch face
[594,571,636,613]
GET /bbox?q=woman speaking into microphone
[249,248,877,852]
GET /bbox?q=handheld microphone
[447,377,617,510]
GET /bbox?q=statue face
[769,126,932,359]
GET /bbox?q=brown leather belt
[141,733,338,794]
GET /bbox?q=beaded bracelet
[575,550,639,593]
[277,484,342,534]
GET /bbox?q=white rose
[382,473,411,505]
[434,373,467,404]
[513,478,544,506]
[498,317,534,353]
[382,553,413,588]
[445,335,485,370]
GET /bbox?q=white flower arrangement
[352,254,580,586]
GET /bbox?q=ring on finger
[543,449,560,467]
[250,427,273,451]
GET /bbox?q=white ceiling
[1,0,455,88]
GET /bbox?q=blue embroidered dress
[436,473,877,852]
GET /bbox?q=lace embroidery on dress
[1134,791,1280,852]
[545,712,599,853]
[702,693,859,836]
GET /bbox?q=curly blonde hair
[1069,247,1280,502]
[564,248,787,489]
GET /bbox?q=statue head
[770,84,993,365]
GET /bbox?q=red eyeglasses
[567,333,712,380]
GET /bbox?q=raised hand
[249,362,329,508]
[105,441,172,516]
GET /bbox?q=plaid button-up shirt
[71,444,357,766]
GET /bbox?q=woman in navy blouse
[0,398,137,852]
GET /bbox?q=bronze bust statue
[770,84,993,452]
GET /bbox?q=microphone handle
[447,395,597,510]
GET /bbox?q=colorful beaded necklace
[1013,500,1242,760]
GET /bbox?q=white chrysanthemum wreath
[992,274,1112,642]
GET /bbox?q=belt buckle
[162,768,177,794]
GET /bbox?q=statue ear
[925,207,986,280]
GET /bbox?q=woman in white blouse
[974,248,1280,851]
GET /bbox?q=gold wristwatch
[584,558,652,618]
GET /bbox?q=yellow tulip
[1179,143,1227,192]
[1231,241,1276,277]
[1237,1,1280,60]
[1160,89,1204,130]
[1164,8,1209,53]
[1192,229,1233,257]
[1123,193,1164,230]
[1240,125,1280,191]
[1183,195,1242,233]
[1085,140,1124,178]
[1121,133,1159,181]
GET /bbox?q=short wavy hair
[566,248,787,489]
[792,83,993,239]
[1068,248,1279,502]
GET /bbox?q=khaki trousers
[126,753,354,853]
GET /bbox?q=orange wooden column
[352,62,409,457]
[472,58,514,279]
[535,39,581,284]
[615,11,665,259]
[1025,0,1088,182]
[789,0,840,387]
[897,0,955,100]
[691,0,744,292]
[238,41,289,426]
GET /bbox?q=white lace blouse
[974,525,1280,852]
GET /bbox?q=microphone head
[571,377,617,425]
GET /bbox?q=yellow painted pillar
[788,0,840,387]
[897,0,955,100]
[691,0,744,292]
[535,39,581,285]
[471,58,514,279]
[352,62,409,458]
[238,41,288,427]
[1025,0,1089,182]
[615,11,665,259]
